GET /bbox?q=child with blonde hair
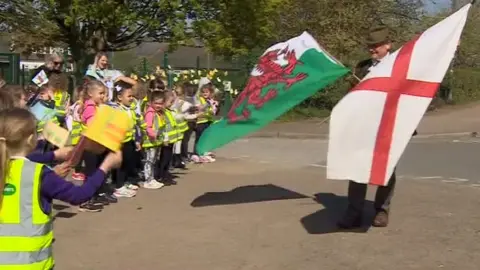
[0,108,122,269]
[141,90,167,189]
[78,80,117,211]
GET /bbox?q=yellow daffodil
[131,74,138,80]
[189,80,193,84]
[182,75,188,80]
[233,89,239,95]
[182,70,189,75]
[189,69,195,74]
[213,68,218,73]
[167,65,172,69]
[216,77,221,82]
[208,70,214,77]
[173,77,178,82]
[224,71,228,76]
[141,78,146,82]
[197,70,202,75]
[193,79,199,84]
[149,75,155,80]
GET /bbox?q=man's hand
[135,142,142,151]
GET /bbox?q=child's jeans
[143,147,160,181]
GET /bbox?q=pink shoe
[72,172,85,181]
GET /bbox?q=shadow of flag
[191,184,309,207]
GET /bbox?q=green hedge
[445,68,480,103]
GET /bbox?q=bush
[444,68,480,104]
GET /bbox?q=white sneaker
[114,186,136,198]
[204,155,216,162]
[142,180,164,189]
[126,183,139,190]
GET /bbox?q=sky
[424,0,451,13]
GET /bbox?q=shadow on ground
[300,193,373,234]
[53,203,77,219]
[191,184,309,207]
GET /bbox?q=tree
[0,0,196,74]
[193,0,424,61]
[192,0,284,57]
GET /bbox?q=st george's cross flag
[326,4,472,186]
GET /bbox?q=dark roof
[131,42,241,70]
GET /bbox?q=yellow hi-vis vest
[116,103,137,143]
[196,97,213,124]
[53,91,70,117]
[164,109,181,143]
[67,102,82,146]
[174,101,189,134]
[142,111,165,148]
[0,158,54,270]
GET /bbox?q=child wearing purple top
[0,108,122,269]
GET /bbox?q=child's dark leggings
[194,122,210,154]
[181,122,195,159]
[158,144,173,179]
[83,149,109,195]
[112,140,137,189]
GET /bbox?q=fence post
[142,57,147,77]
[164,52,172,87]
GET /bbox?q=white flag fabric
[327,4,471,186]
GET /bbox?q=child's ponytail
[0,108,38,211]
[0,136,9,211]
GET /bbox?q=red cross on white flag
[327,4,472,186]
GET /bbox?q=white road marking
[412,176,443,180]
[308,163,327,168]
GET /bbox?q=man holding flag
[327,4,472,229]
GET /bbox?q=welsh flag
[327,4,472,186]
[196,32,349,154]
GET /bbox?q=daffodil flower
[173,77,178,82]
[193,79,199,84]
[213,68,218,73]
[167,65,172,69]
[197,70,202,75]
[224,71,228,76]
[216,77,221,82]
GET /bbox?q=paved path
[52,137,480,270]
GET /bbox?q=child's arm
[40,151,119,205]
[40,167,106,205]
[144,111,157,139]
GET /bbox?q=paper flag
[42,120,70,147]
[30,101,56,121]
[82,105,132,151]
[32,70,49,86]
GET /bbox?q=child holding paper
[48,73,70,127]
[141,90,166,189]
[159,91,179,185]
[79,80,117,212]
[193,84,216,162]
[109,80,144,197]
[0,108,122,269]
[170,86,198,168]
